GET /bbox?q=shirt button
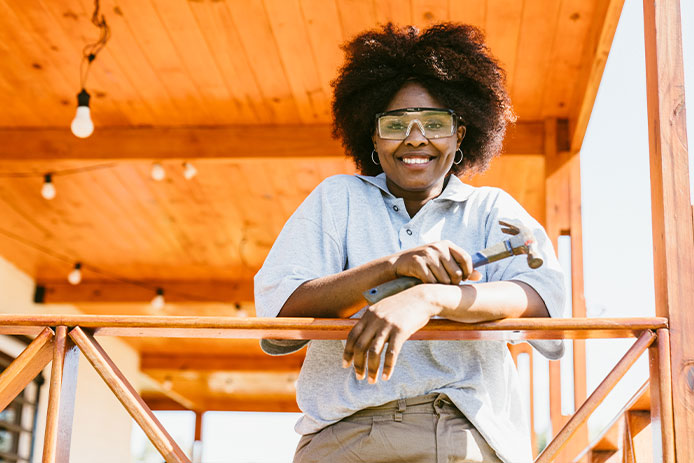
[393,205,399,212]
[406,229,412,235]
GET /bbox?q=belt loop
[394,398,406,422]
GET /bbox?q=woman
[255,23,565,463]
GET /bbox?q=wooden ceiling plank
[187,1,272,122]
[264,0,330,124]
[148,0,257,125]
[300,0,345,110]
[40,280,254,304]
[111,0,217,123]
[0,0,74,125]
[509,0,563,119]
[74,0,187,125]
[335,0,378,42]
[568,0,624,152]
[167,162,246,274]
[448,0,487,30]
[98,165,186,267]
[540,0,599,119]
[126,163,209,268]
[223,0,303,124]
[33,0,154,126]
[485,0,524,93]
[0,122,542,159]
[411,0,449,28]
[373,0,413,25]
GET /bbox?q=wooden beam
[143,394,300,413]
[642,1,694,462]
[0,327,54,411]
[0,121,545,160]
[569,0,625,152]
[37,280,254,304]
[141,353,304,372]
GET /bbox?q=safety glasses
[375,107,458,140]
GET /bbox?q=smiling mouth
[400,155,434,165]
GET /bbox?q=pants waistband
[346,393,455,420]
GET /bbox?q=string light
[151,162,166,181]
[68,262,83,285]
[151,288,165,310]
[41,174,56,200]
[72,0,110,139]
[182,162,197,180]
[71,90,94,138]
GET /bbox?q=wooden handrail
[0,317,673,463]
[0,315,668,340]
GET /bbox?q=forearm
[422,280,550,323]
[277,256,397,318]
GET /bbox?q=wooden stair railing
[0,315,674,463]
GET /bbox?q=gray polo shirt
[254,173,565,463]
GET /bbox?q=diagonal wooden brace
[69,327,191,463]
[535,329,656,462]
[43,326,79,463]
[0,327,54,411]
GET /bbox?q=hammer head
[498,220,544,269]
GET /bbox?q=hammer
[363,220,543,305]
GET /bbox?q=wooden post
[42,326,79,463]
[648,328,675,462]
[642,1,694,462]
[0,327,54,411]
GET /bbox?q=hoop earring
[371,149,380,165]
[453,148,463,165]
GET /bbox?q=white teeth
[401,157,430,165]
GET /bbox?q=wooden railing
[0,315,674,463]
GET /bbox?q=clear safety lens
[377,109,456,140]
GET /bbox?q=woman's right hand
[390,240,482,285]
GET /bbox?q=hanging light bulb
[182,162,197,180]
[70,89,94,138]
[68,262,82,285]
[151,288,165,310]
[151,162,166,181]
[41,174,56,200]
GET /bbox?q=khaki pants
[294,393,502,463]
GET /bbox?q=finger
[469,269,483,281]
[449,246,473,279]
[343,321,368,368]
[412,255,436,283]
[439,252,464,285]
[427,261,451,284]
[382,330,407,381]
[366,329,391,384]
[350,323,381,381]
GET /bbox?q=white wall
[0,255,140,463]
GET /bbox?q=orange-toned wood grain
[69,326,191,463]
[0,327,54,411]
[643,1,694,461]
[648,329,675,463]
[536,330,656,463]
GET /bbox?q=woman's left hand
[342,286,437,383]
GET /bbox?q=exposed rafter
[0,121,550,160]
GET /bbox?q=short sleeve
[254,180,346,319]
[482,190,567,359]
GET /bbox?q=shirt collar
[355,173,474,203]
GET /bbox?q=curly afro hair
[331,23,516,176]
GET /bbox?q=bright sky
[132,0,694,460]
